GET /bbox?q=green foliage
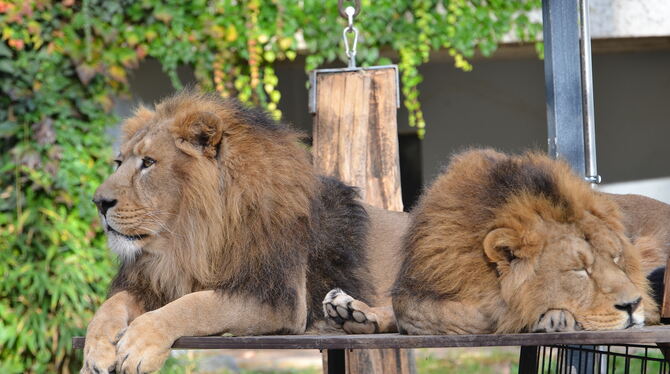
[0,34,115,373]
[0,0,540,372]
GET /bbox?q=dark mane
[486,156,565,209]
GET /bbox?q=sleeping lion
[80,91,406,374]
[324,149,670,335]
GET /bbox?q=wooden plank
[313,67,403,211]
[72,326,670,350]
[312,65,406,374]
[662,256,670,319]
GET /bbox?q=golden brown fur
[392,149,660,335]
[81,91,405,374]
[604,193,670,275]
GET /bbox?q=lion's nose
[93,197,117,217]
[615,297,642,315]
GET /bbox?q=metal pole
[579,0,601,184]
[531,1,599,373]
[542,0,586,176]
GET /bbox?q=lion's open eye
[114,159,122,170]
[141,157,156,169]
[613,255,621,264]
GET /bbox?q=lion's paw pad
[322,288,378,334]
[533,309,579,333]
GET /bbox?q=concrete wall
[413,49,670,184]
[119,48,670,187]
[598,177,670,205]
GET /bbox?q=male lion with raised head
[323,149,670,335]
[81,91,406,374]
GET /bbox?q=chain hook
[338,0,360,20]
[342,6,358,68]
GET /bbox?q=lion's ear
[483,228,520,264]
[172,111,224,158]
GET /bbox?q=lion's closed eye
[573,269,589,277]
[568,262,590,277]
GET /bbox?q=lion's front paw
[115,313,173,374]
[81,326,126,374]
[323,288,379,334]
[532,309,580,333]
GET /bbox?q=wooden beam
[312,67,403,211]
[662,257,670,319]
[72,326,670,350]
[311,66,407,373]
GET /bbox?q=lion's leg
[322,288,397,333]
[394,297,494,335]
[115,290,305,374]
[81,291,144,374]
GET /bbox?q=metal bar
[541,1,599,370]
[579,0,601,184]
[542,0,586,176]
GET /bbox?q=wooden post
[662,257,670,320]
[312,66,412,374]
[312,67,403,211]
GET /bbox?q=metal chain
[338,0,360,68]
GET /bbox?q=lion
[323,149,670,335]
[81,91,407,374]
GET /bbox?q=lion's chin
[107,233,142,262]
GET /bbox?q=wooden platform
[73,325,670,350]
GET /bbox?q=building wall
[119,48,670,187]
[412,49,670,184]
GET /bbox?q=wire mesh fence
[531,344,670,374]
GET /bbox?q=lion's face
[484,206,647,331]
[93,126,185,260]
[93,102,226,261]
